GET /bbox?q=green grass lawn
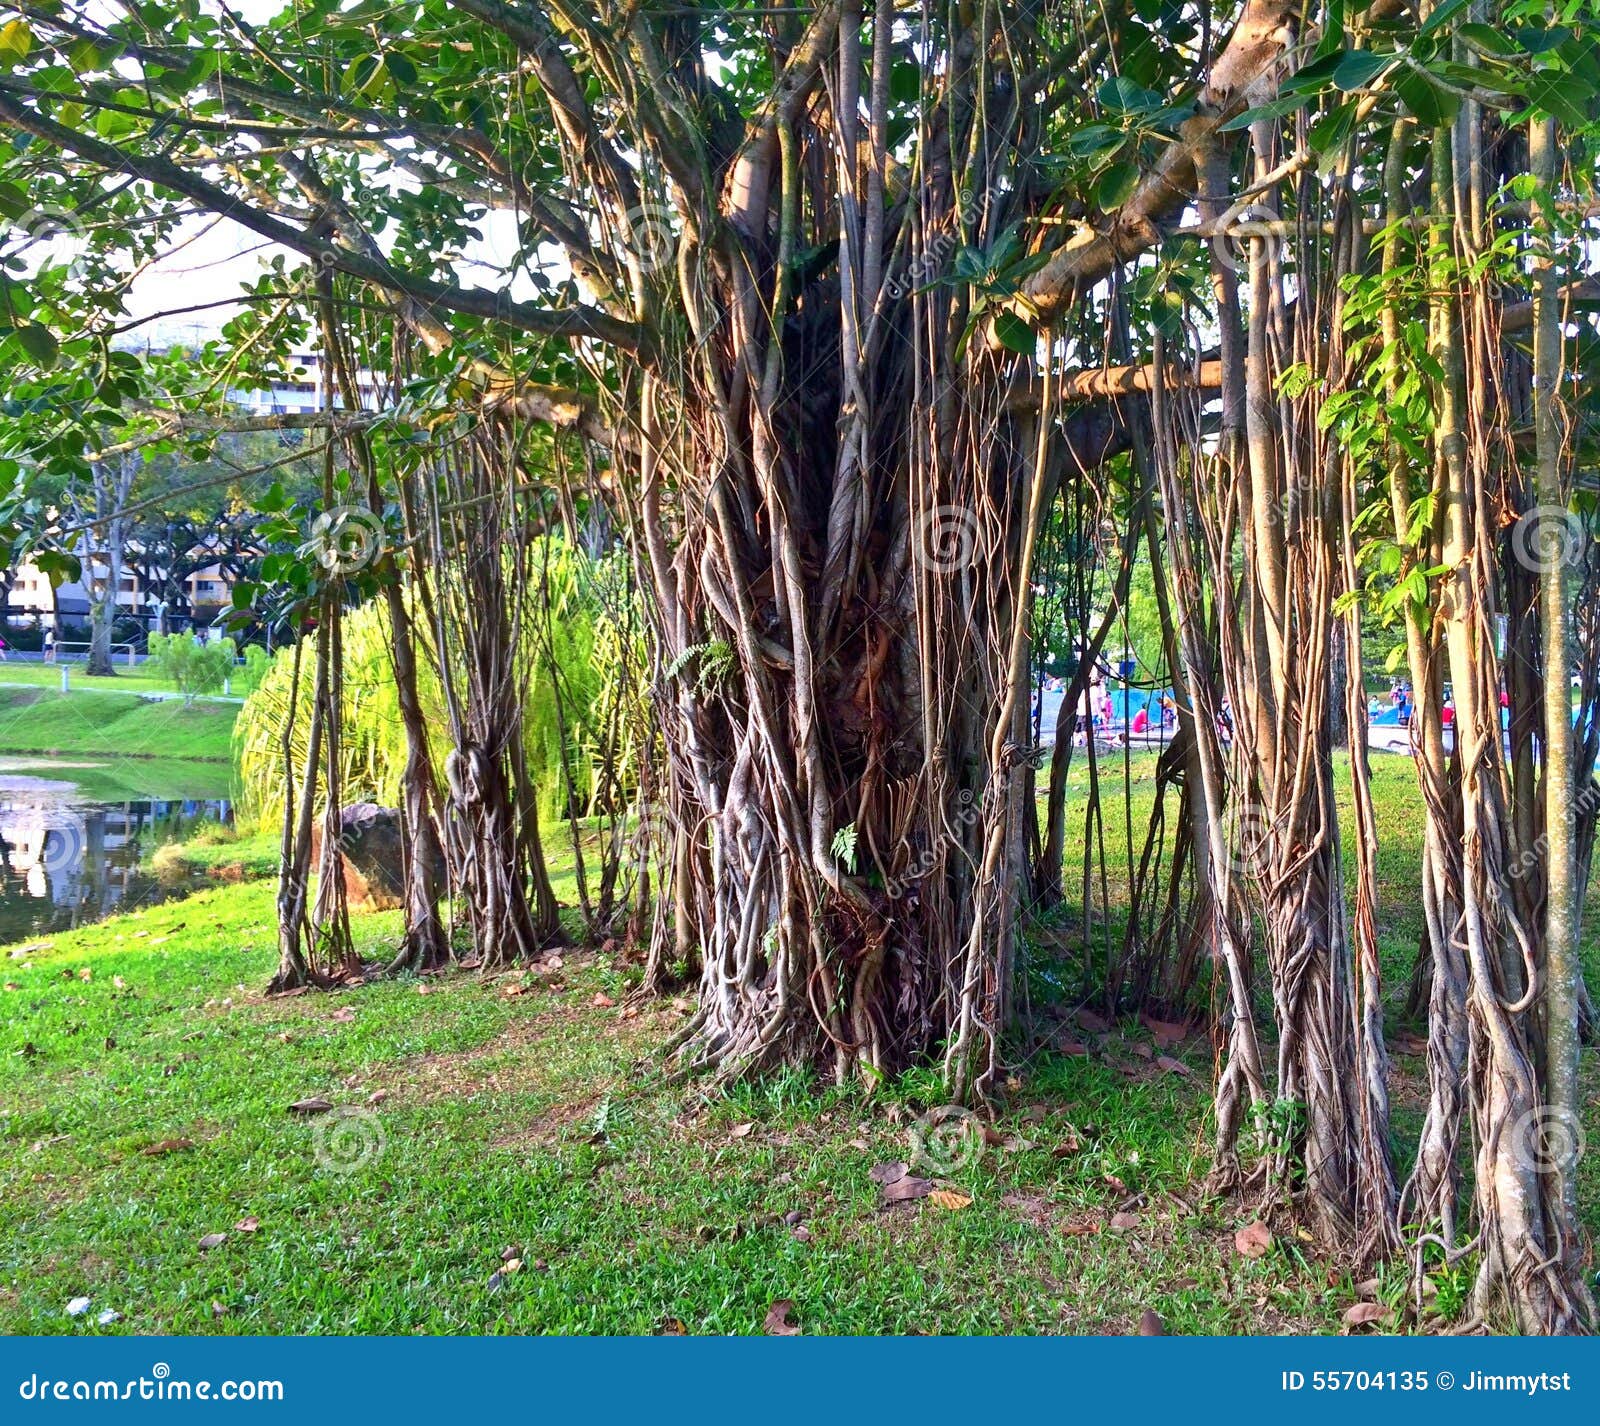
[0,686,236,764]
[0,881,1390,1337]
[0,755,1593,1336]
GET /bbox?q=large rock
[310,803,438,910]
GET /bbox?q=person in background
[43,626,55,663]
[0,632,8,661]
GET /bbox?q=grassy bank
[0,879,1381,1337]
[0,755,1594,1336]
[0,685,236,764]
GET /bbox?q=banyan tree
[0,0,1595,1329]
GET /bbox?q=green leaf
[0,18,32,64]
[1333,49,1392,92]
[1095,161,1140,211]
[1392,66,1459,128]
[1219,94,1308,132]
[1458,23,1520,59]
[14,324,58,368]
[1097,75,1163,115]
[992,310,1037,356]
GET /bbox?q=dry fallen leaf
[1130,1041,1154,1060]
[1052,1130,1083,1157]
[880,1174,935,1205]
[657,1318,687,1336]
[1141,1014,1190,1047]
[1155,1054,1192,1077]
[233,1216,259,1234]
[1061,1217,1100,1238]
[928,1189,972,1211]
[763,1299,801,1336]
[1138,1308,1166,1336]
[1076,1008,1111,1034]
[287,1096,335,1114]
[197,1232,227,1252]
[592,992,616,1008]
[1235,1220,1273,1259]
[1109,1210,1140,1233]
[1342,1301,1390,1329]
[330,1007,356,1023]
[141,1137,195,1156]
[1057,1037,1090,1057]
[728,1121,754,1139]
[869,1160,909,1185]
[366,1089,389,1106]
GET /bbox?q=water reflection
[0,796,233,943]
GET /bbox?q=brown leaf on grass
[1051,1129,1083,1157]
[1130,1042,1154,1060]
[1101,1172,1128,1193]
[1109,1211,1140,1233]
[1235,1220,1273,1258]
[330,1007,356,1023]
[1141,1014,1190,1047]
[1076,1008,1112,1034]
[656,1318,688,1336]
[197,1232,227,1252]
[728,1122,754,1139]
[592,992,616,1008]
[415,984,431,995]
[1138,1308,1166,1336]
[869,1160,908,1185]
[232,1216,259,1234]
[1057,1037,1090,1057]
[1342,1301,1390,1329]
[763,1300,801,1336]
[880,1174,935,1205]
[1354,1276,1381,1298]
[1391,1031,1428,1057]
[1155,1055,1192,1077]
[287,1096,334,1114]
[928,1189,972,1210]
[500,983,525,998]
[141,1137,195,1156]
[1062,1217,1100,1238]
[366,1089,389,1106]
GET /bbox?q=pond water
[0,758,232,943]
